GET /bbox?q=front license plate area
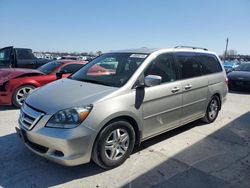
[235,81,243,86]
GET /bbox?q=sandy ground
[0,91,250,188]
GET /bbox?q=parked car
[0,46,51,69]
[0,60,87,108]
[16,47,228,169]
[223,60,240,74]
[227,63,250,91]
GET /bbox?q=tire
[201,95,220,123]
[12,85,36,108]
[92,120,135,169]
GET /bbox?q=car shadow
[0,133,104,188]
[229,90,250,95]
[124,112,250,188]
[134,119,206,153]
[0,119,206,187]
[0,105,18,111]
[1,113,250,187]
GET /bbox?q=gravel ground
[0,92,250,188]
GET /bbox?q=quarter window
[196,55,222,74]
[144,53,178,84]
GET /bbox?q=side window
[175,53,201,79]
[59,64,84,74]
[144,53,178,84]
[0,48,11,61]
[197,55,222,75]
[16,49,34,60]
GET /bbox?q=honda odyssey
[16,46,228,169]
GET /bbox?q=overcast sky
[0,0,250,55]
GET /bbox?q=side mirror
[144,75,162,87]
[56,72,63,79]
[56,70,67,79]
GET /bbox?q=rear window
[16,49,35,60]
[196,54,222,75]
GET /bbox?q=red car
[0,60,87,108]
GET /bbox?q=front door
[142,53,183,138]
[15,49,36,68]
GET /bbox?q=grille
[19,103,44,130]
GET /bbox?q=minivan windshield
[69,53,148,87]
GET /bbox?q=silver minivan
[16,46,228,169]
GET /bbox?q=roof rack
[174,46,208,51]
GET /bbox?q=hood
[228,71,250,81]
[0,68,43,84]
[25,78,118,114]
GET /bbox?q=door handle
[185,84,192,90]
[171,87,180,93]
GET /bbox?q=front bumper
[228,79,250,90]
[0,91,12,105]
[16,105,97,166]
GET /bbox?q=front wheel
[12,85,36,108]
[92,120,135,169]
[202,96,220,123]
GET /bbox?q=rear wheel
[202,95,220,123]
[92,120,135,169]
[12,85,35,108]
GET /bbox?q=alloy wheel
[208,99,219,120]
[16,86,34,106]
[104,128,130,161]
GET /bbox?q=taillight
[225,78,228,85]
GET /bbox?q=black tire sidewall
[97,121,135,168]
[12,85,35,108]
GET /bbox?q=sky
[0,0,250,55]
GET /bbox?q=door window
[175,53,202,79]
[59,64,84,74]
[144,53,178,84]
[0,48,11,61]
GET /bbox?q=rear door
[15,48,37,68]
[142,53,183,138]
[175,52,208,123]
[0,47,13,68]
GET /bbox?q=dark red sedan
[0,60,87,108]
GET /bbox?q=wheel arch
[94,115,142,148]
[11,83,38,107]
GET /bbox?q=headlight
[46,105,93,128]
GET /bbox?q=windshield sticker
[130,54,148,58]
